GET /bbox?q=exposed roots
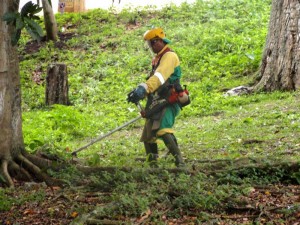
[8,160,32,181]
[1,160,14,187]
[0,152,64,188]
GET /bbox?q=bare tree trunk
[42,0,58,41]
[0,0,59,188]
[254,0,300,91]
[0,0,20,187]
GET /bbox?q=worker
[127,27,190,167]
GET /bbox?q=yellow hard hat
[143,27,171,44]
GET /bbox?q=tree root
[206,161,300,177]
[8,160,32,181]
[17,153,53,186]
[0,151,65,188]
[75,157,300,183]
[77,165,188,175]
[1,160,14,187]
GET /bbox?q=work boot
[144,142,159,167]
[161,133,185,167]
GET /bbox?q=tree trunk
[0,0,58,188]
[42,0,58,41]
[254,0,300,91]
[45,63,69,105]
[0,0,22,187]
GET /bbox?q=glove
[127,85,146,104]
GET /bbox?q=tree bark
[0,0,59,188]
[42,0,58,41]
[0,0,21,187]
[45,63,69,105]
[254,0,300,91]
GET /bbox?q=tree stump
[45,63,69,105]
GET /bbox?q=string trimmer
[71,102,144,156]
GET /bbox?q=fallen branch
[199,159,300,177]
[279,148,300,155]
[86,219,125,225]
[77,165,189,175]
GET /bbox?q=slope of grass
[7,0,300,223]
[20,0,274,157]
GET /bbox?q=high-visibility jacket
[140,45,182,141]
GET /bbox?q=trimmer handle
[136,101,146,118]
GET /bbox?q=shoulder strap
[152,47,172,72]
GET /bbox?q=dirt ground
[1,181,300,225]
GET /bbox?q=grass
[10,0,300,223]
[20,0,274,157]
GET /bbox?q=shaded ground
[21,32,76,56]
[1,176,300,224]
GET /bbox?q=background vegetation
[20,0,274,159]
[2,0,300,223]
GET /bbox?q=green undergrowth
[13,0,300,221]
[0,187,46,211]
[19,0,273,157]
[56,156,300,223]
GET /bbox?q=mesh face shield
[144,40,155,55]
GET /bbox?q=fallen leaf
[52,186,61,191]
[136,208,151,223]
[23,209,35,215]
[70,211,78,218]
